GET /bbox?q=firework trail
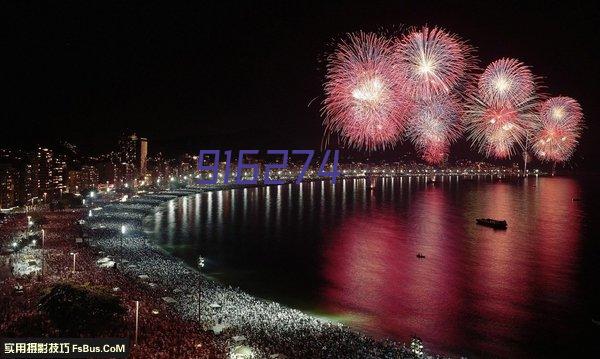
[478,58,535,105]
[532,96,583,162]
[394,25,475,99]
[406,95,464,164]
[322,32,413,150]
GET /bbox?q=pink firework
[406,95,464,164]
[464,96,538,158]
[532,96,583,162]
[322,32,413,150]
[422,142,450,164]
[394,25,475,99]
[478,58,535,105]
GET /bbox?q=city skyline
[4,1,599,169]
[2,3,599,358]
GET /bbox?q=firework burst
[322,32,413,150]
[422,143,451,164]
[532,96,583,162]
[406,95,464,164]
[464,95,538,158]
[394,25,475,99]
[464,57,540,159]
[478,58,535,105]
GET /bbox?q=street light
[40,228,46,277]
[26,215,32,239]
[197,256,205,322]
[69,252,78,273]
[121,225,127,253]
[134,300,140,346]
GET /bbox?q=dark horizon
[4,1,599,169]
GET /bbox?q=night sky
[4,1,599,169]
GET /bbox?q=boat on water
[476,218,508,229]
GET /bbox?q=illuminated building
[139,137,148,176]
[67,165,99,194]
[119,132,138,165]
[52,153,67,196]
[0,164,18,208]
[31,147,53,200]
[118,162,135,185]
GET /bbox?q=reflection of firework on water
[394,25,475,99]
[478,58,535,104]
[322,32,413,150]
[464,95,538,158]
[532,96,583,162]
[406,95,463,164]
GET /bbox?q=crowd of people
[1,186,430,358]
[1,210,216,358]
[85,189,424,359]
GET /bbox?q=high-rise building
[118,163,135,185]
[66,165,99,194]
[52,153,67,196]
[1,149,37,206]
[119,133,138,166]
[148,152,172,182]
[0,164,18,209]
[31,147,53,200]
[139,137,148,176]
[18,163,35,205]
[81,165,99,190]
[96,162,119,185]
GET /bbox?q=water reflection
[150,177,594,357]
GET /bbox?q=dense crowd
[85,189,422,359]
[1,186,429,358]
[1,210,215,358]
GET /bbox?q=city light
[0,9,592,359]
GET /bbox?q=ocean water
[149,176,600,357]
